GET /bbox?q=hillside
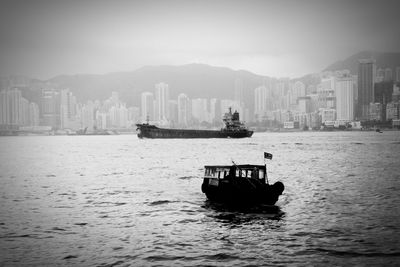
[47,64,268,108]
[324,51,400,74]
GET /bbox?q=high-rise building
[298,96,312,114]
[155,82,170,121]
[336,76,355,121]
[396,66,400,82]
[177,93,190,126]
[168,100,178,124]
[60,89,77,129]
[384,68,393,82]
[321,108,336,123]
[234,78,244,107]
[128,106,140,125]
[41,88,60,128]
[292,81,306,103]
[141,92,154,121]
[0,89,10,125]
[29,102,40,126]
[357,59,376,120]
[20,97,30,126]
[376,68,385,82]
[254,86,267,117]
[191,98,209,123]
[81,101,94,130]
[321,77,335,91]
[9,88,22,126]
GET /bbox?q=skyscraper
[155,82,170,121]
[41,88,60,128]
[395,66,400,82]
[254,86,268,118]
[0,89,10,125]
[9,88,22,126]
[177,93,190,126]
[191,98,209,123]
[384,68,393,82]
[234,78,244,107]
[336,76,355,121]
[357,59,376,120]
[141,92,154,121]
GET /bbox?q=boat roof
[204,164,266,169]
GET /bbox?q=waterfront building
[376,68,385,83]
[141,91,154,122]
[396,66,400,82]
[20,97,30,126]
[335,76,355,121]
[155,82,170,121]
[191,98,209,123]
[369,103,382,121]
[321,76,335,91]
[41,88,60,128]
[168,100,178,125]
[29,102,40,126]
[81,101,95,130]
[8,88,22,126]
[234,78,244,108]
[392,83,400,102]
[209,98,219,125]
[386,101,400,120]
[96,111,108,129]
[0,89,10,125]
[320,108,336,123]
[357,59,376,120]
[177,93,190,126]
[60,89,77,129]
[292,81,306,102]
[128,106,140,126]
[374,81,394,121]
[384,68,393,82]
[298,96,312,114]
[254,86,268,118]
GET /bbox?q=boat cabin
[204,164,267,183]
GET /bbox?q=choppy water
[1,131,400,266]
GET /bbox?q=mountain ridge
[2,51,400,110]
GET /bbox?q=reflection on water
[202,201,285,224]
[0,131,400,266]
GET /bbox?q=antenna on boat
[263,152,273,184]
[231,159,242,171]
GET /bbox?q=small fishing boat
[201,153,284,205]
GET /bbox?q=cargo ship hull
[136,124,253,139]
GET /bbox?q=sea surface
[1,131,400,266]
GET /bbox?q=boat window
[258,170,264,179]
[235,169,240,178]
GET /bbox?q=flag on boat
[264,152,273,160]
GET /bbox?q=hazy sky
[1,0,400,79]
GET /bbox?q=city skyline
[1,56,400,133]
[1,0,400,80]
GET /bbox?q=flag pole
[264,156,269,184]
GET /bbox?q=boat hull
[136,124,253,139]
[201,178,284,205]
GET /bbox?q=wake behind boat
[136,108,253,139]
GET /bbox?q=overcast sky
[1,0,400,79]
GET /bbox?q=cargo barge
[136,108,253,139]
